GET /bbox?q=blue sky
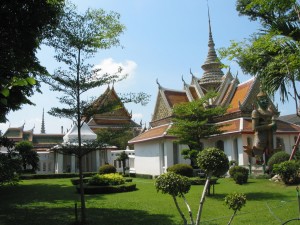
[0,0,295,134]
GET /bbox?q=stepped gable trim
[128,123,175,144]
[190,73,205,98]
[151,87,172,122]
[215,69,235,105]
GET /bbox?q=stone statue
[244,89,277,163]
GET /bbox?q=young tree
[169,91,227,167]
[196,147,229,224]
[155,148,229,225]
[116,151,129,175]
[219,0,300,116]
[44,3,148,223]
[155,172,193,225]
[14,141,39,172]
[225,192,247,225]
[0,136,21,185]
[0,0,65,122]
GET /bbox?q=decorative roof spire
[199,2,224,89]
[41,108,46,134]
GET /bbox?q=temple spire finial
[199,0,224,90]
[41,108,46,134]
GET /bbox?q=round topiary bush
[197,147,229,177]
[267,151,290,174]
[229,166,249,184]
[273,160,300,185]
[99,164,116,174]
[167,164,193,177]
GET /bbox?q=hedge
[77,183,137,194]
[188,177,218,185]
[20,172,97,180]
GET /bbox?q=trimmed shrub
[20,172,97,180]
[78,183,137,194]
[273,160,300,185]
[167,164,193,177]
[233,172,247,185]
[229,166,249,184]
[99,164,116,175]
[70,177,90,185]
[267,151,290,174]
[197,147,229,177]
[188,177,218,185]
[88,173,125,186]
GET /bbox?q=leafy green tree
[0,136,21,185]
[43,3,148,223]
[96,127,135,150]
[0,0,64,122]
[155,172,193,225]
[169,91,227,167]
[43,3,125,222]
[219,0,300,115]
[225,192,247,225]
[116,151,129,175]
[15,141,39,172]
[196,147,229,224]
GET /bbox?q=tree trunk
[227,210,237,225]
[172,195,187,225]
[196,174,211,225]
[182,194,194,225]
[78,156,86,224]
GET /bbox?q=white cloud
[94,58,137,81]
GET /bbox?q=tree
[225,192,247,225]
[219,0,300,115]
[169,91,227,167]
[155,147,229,225]
[43,3,148,223]
[96,127,135,150]
[15,141,39,172]
[0,0,65,122]
[196,147,229,224]
[155,172,193,225]
[0,136,21,185]
[116,151,129,175]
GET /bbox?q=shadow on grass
[0,206,176,225]
[0,184,176,225]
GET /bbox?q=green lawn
[0,178,300,225]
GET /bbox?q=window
[43,162,46,172]
[216,140,224,151]
[173,143,179,164]
[276,137,285,150]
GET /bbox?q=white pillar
[96,150,100,171]
[71,155,76,173]
[56,153,63,173]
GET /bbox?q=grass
[0,178,300,225]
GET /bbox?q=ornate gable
[152,91,172,123]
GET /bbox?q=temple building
[128,12,300,177]
[2,87,142,174]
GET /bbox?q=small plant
[229,166,249,184]
[167,164,194,177]
[267,151,290,175]
[225,192,247,225]
[99,164,116,174]
[155,172,192,225]
[89,174,110,186]
[273,160,300,184]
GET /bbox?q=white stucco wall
[134,141,161,176]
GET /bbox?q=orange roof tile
[227,79,254,113]
[128,124,174,144]
[164,90,189,107]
